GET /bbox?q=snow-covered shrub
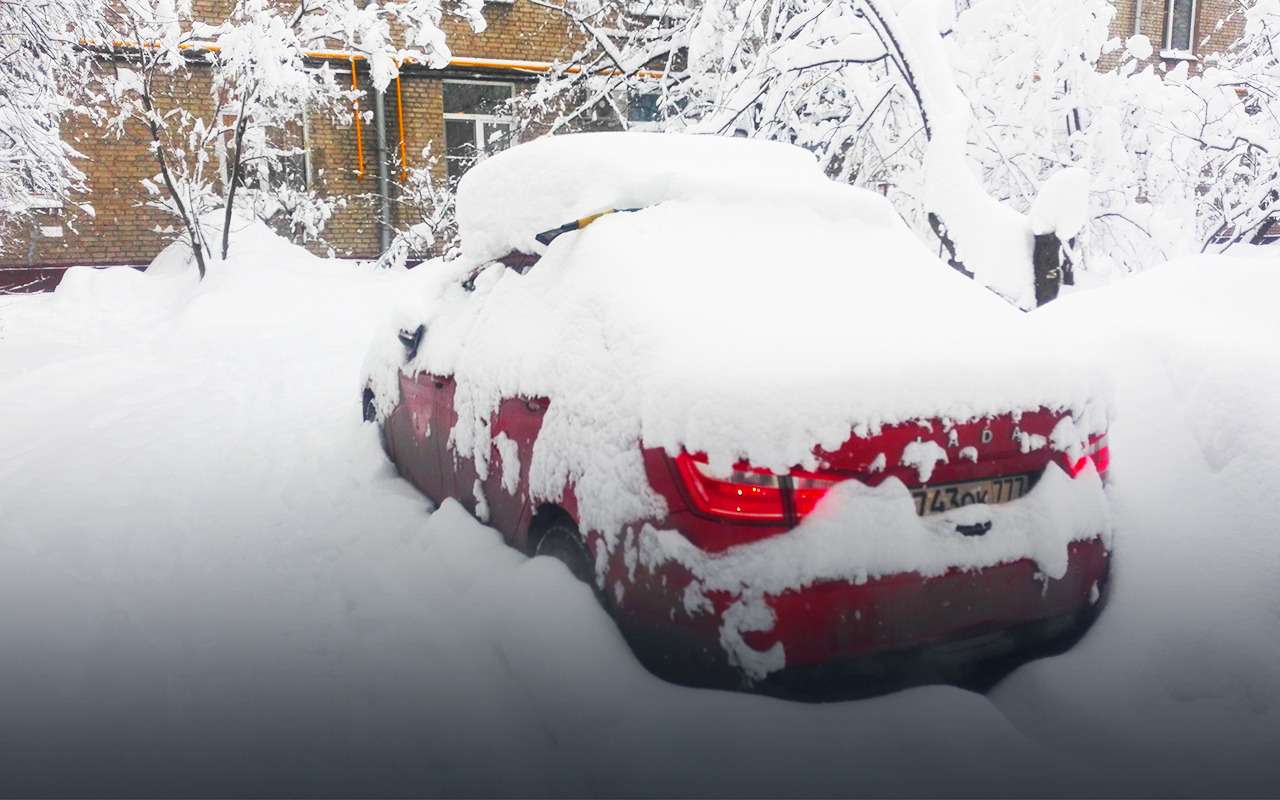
[946,0,1280,277]
[379,146,460,269]
[247,182,346,247]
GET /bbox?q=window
[628,92,661,128]
[443,81,515,179]
[214,103,311,194]
[271,123,310,193]
[625,90,685,131]
[1164,0,1196,55]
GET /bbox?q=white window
[1163,0,1197,56]
[442,80,515,179]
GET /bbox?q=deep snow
[0,228,1278,796]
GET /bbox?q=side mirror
[398,324,426,362]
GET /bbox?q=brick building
[0,0,1252,292]
[0,0,586,290]
[1110,0,1244,66]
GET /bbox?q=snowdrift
[0,220,1277,794]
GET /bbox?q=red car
[366,133,1112,693]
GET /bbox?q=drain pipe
[363,1,393,253]
[373,83,393,252]
[1134,0,1144,36]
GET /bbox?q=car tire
[533,520,595,586]
[362,384,393,458]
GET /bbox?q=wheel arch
[525,502,578,555]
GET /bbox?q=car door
[483,395,549,546]
[433,256,550,540]
[390,370,452,504]
[434,374,480,515]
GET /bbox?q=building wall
[1,0,578,282]
[306,0,580,261]
[0,65,217,271]
[1109,0,1245,68]
[442,0,579,62]
[303,66,383,260]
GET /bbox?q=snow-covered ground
[0,228,1277,796]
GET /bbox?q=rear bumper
[612,536,1110,686]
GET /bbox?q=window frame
[1162,0,1198,58]
[441,79,516,178]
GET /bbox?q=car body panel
[603,528,1107,669]
[381,379,1109,682]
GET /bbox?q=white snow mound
[456,132,898,263]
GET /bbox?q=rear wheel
[532,520,595,585]
[362,384,393,457]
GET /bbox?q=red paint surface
[387,374,1110,670]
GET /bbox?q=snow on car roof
[456,132,895,263]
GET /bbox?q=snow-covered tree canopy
[955,0,1280,275]
[0,0,111,241]
[520,0,1280,302]
[516,0,1084,307]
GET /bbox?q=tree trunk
[1033,232,1062,307]
[928,212,974,279]
[222,91,253,261]
[141,83,207,279]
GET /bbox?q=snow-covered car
[364,133,1114,690]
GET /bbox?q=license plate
[911,474,1030,516]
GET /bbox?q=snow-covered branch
[0,0,111,247]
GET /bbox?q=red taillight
[674,453,843,522]
[1067,433,1110,481]
[790,470,840,516]
[674,453,786,522]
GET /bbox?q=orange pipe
[92,40,666,78]
[396,71,408,181]
[89,40,667,179]
[351,58,365,178]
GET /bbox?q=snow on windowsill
[1159,48,1198,62]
